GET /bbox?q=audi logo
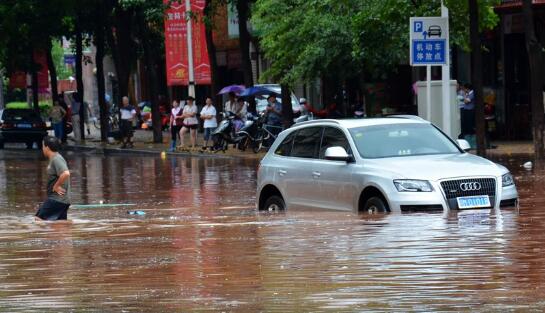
[460,182,482,191]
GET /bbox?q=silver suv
[257,117,518,213]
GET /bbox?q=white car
[257,117,518,213]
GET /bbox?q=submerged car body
[257,118,518,213]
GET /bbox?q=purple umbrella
[218,85,246,95]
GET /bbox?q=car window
[274,132,295,156]
[2,109,41,121]
[291,127,323,159]
[349,123,461,158]
[319,127,351,159]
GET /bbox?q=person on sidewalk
[200,97,217,150]
[461,83,476,146]
[168,100,183,152]
[35,136,71,221]
[120,96,137,148]
[224,92,237,113]
[179,96,199,150]
[59,94,69,144]
[233,97,248,132]
[83,100,92,136]
[265,94,283,147]
[70,93,82,142]
[265,93,282,128]
[49,100,66,141]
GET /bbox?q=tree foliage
[252,0,500,84]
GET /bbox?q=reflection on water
[0,150,544,311]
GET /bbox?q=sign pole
[426,65,431,121]
[185,0,195,97]
[441,1,451,137]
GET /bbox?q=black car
[0,109,48,149]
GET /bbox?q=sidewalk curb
[63,144,242,160]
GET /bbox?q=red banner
[164,0,211,86]
[190,0,211,85]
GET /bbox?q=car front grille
[440,178,496,209]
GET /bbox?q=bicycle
[253,124,282,153]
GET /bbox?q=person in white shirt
[200,97,217,149]
[119,96,136,148]
[224,92,237,113]
[168,100,183,151]
[179,96,199,149]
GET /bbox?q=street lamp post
[441,1,451,138]
[185,0,195,98]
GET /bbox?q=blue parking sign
[412,39,446,65]
[410,17,448,66]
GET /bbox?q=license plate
[17,123,32,128]
[457,195,491,209]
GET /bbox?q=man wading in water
[35,136,71,221]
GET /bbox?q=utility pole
[185,0,195,97]
[441,1,451,138]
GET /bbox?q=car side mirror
[457,139,471,152]
[324,146,352,162]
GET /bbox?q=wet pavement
[0,149,544,312]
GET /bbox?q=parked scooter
[294,112,314,124]
[237,112,267,153]
[211,111,243,152]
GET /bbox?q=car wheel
[36,141,43,149]
[0,140,4,149]
[263,195,285,211]
[364,197,388,213]
[25,142,33,149]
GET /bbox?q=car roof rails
[385,115,428,122]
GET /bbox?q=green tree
[50,41,74,80]
[0,0,73,109]
[118,0,167,143]
[252,0,500,124]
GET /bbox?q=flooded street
[1,150,545,312]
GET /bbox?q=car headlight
[502,173,514,187]
[394,179,433,192]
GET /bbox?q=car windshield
[349,123,461,159]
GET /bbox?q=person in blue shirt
[461,83,475,137]
[265,93,282,127]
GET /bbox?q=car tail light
[1,123,14,129]
[33,122,46,129]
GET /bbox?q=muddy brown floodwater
[0,150,545,312]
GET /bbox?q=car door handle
[278,170,287,176]
[312,171,321,178]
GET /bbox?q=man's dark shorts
[36,199,70,221]
[120,119,133,138]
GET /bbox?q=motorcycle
[237,112,267,153]
[211,111,243,152]
[293,112,315,124]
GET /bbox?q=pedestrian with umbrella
[218,85,245,95]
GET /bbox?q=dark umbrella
[239,85,278,98]
[218,85,246,95]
